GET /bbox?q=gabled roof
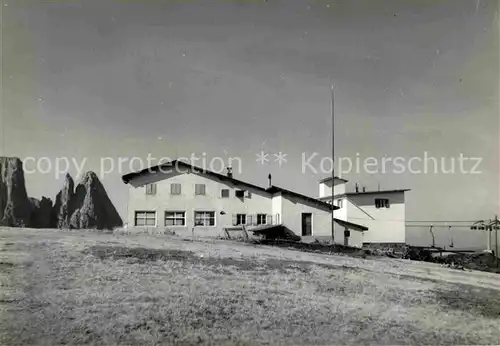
[121,159,339,210]
[121,159,268,193]
[319,176,348,183]
[267,185,338,211]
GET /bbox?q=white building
[318,176,409,247]
[121,160,368,248]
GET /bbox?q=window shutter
[146,184,156,195]
[266,215,272,225]
[171,184,181,195]
[232,214,237,226]
[253,215,258,226]
[195,184,206,195]
[247,215,252,225]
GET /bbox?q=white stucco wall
[126,168,362,243]
[126,169,273,237]
[318,179,347,198]
[280,194,331,238]
[271,193,283,225]
[346,192,406,244]
[332,197,347,221]
[274,193,364,248]
[334,221,365,248]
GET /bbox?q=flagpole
[331,83,335,246]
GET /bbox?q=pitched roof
[318,176,348,183]
[121,159,339,210]
[334,218,369,231]
[267,185,338,210]
[121,159,269,193]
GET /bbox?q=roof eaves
[122,159,270,193]
[334,218,369,231]
[268,185,338,210]
[318,176,349,183]
[343,189,411,196]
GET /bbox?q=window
[194,211,215,226]
[165,211,185,226]
[134,211,156,226]
[375,198,390,208]
[195,184,206,195]
[235,214,246,225]
[221,189,230,198]
[170,183,181,195]
[145,183,156,195]
[235,190,245,198]
[257,214,267,225]
[337,199,343,208]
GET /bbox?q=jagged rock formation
[51,173,75,229]
[0,157,121,230]
[69,172,123,230]
[0,157,32,227]
[29,197,53,228]
[52,172,122,230]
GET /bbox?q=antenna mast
[330,83,335,245]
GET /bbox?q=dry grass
[1,228,500,345]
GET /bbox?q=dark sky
[1,0,499,245]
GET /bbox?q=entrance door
[301,213,312,236]
[344,228,350,246]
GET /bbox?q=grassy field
[1,228,499,345]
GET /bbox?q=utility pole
[477,216,500,267]
[495,215,499,267]
[330,83,335,246]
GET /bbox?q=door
[344,228,350,246]
[301,213,312,236]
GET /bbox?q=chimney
[268,173,272,187]
[355,183,359,193]
[226,167,233,178]
[362,186,366,193]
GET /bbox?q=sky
[1,0,499,247]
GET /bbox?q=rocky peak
[0,157,32,227]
